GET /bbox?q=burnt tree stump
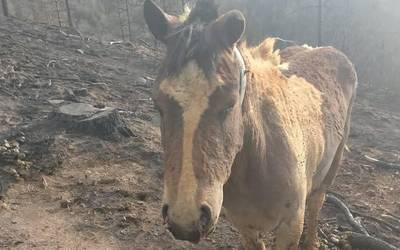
[53,103,134,139]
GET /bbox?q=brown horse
[143,0,357,249]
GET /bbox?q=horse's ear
[206,10,245,49]
[143,0,180,42]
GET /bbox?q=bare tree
[65,0,74,28]
[125,0,132,41]
[54,0,62,27]
[117,3,125,40]
[2,0,8,17]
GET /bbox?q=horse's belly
[309,133,343,193]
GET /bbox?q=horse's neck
[238,75,292,171]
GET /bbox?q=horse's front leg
[239,228,266,250]
[273,192,307,250]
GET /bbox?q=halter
[233,46,247,106]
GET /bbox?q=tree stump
[54,103,134,139]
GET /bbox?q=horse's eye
[218,104,235,119]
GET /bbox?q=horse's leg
[273,192,306,250]
[304,190,325,250]
[239,229,266,250]
[305,137,347,249]
[224,208,266,250]
[305,105,351,249]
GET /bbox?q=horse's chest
[223,170,302,231]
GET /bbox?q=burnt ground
[0,18,399,249]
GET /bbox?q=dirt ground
[0,18,399,249]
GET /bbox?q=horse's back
[281,45,357,102]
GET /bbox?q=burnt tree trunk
[125,0,132,41]
[117,2,125,41]
[2,0,8,17]
[55,0,62,27]
[65,0,74,28]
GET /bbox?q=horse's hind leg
[305,143,346,249]
[304,190,326,250]
[305,107,352,249]
[304,141,346,249]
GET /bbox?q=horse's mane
[242,38,282,67]
[163,0,219,77]
[163,0,284,77]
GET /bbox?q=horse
[143,0,357,249]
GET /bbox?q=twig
[381,214,400,227]
[363,154,400,170]
[325,193,370,235]
[0,87,13,97]
[47,60,57,68]
[138,39,153,49]
[273,37,298,45]
[318,227,328,240]
[385,212,400,221]
[345,232,398,250]
[59,30,81,40]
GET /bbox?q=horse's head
[144,0,246,243]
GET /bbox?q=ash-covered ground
[0,18,399,249]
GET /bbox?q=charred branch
[325,193,369,235]
[345,232,398,250]
[363,154,400,170]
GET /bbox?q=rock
[60,199,72,208]
[16,136,26,144]
[94,103,106,109]
[89,82,108,89]
[79,71,97,83]
[64,88,78,102]
[73,88,88,97]
[48,99,65,105]
[136,77,147,84]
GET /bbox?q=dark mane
[163,0,219,77]
[184,0,218,25]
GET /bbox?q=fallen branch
[352,211,400,233]
[325,193,369,235]
[363,154,400,170]
[345,232,398,250]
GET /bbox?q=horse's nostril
[199,205,212,229]
[162,204,169,221]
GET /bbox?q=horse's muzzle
[167,222,202,243]
[162,204,213,243]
